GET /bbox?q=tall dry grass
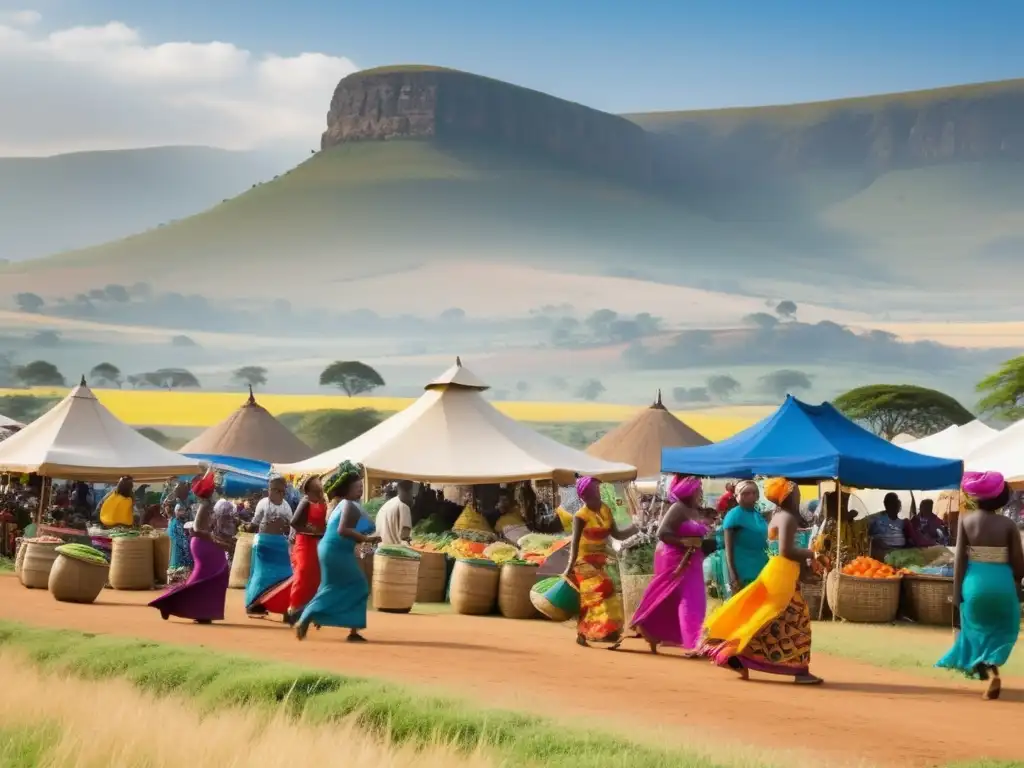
[0,652,494,768]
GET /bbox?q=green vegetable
[55,543,108,566]
[517,533,563,553]
[620,540,656,576]
[363,497,386,522]
[376,544,421,561]
[883,546,949,569]
[411,514,449,535]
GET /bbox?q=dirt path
[2,576,1018,767]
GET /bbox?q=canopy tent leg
[832,476,841,621]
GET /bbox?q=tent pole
[34,477,50,527]
[832,476,841,621]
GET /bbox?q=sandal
[346,631,367,643]
[576,634,589,648]
[296,621,310,641]
[794,673,824,686]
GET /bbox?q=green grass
[0,724,57,768]
[0,620,770,768]
[0,557,13,573]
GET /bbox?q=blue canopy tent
[180,453,272,498]
[661,396,963,490]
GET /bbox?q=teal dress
[937,549,1020,676]
[299,502,369,631]
[721,506,769,588]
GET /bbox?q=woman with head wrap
[162,479,194,584]
[244,475,294,618]
[721,480,769,595]
[937,471,1024,700]
[562,475,638,648]
[284,473,329,626]
[703,477,825,685]
[296,461,380,642]
[149,470,231,624]
[629,475,709,655]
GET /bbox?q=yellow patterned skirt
[700,556,811,676]
[573,551,625,643]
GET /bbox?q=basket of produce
[373,545,421,613]
[483,541,519,565]
[151,532,171,584]
[414,550,448,603]
[826,557,903,623]
[20,536,62,589]
[229,532,254,589]
[450,557,499,615]
[530,575,579,621]
[48,544,110,603]
[900,573,954,626]
[109,533,154,590]
[498,560,540,619]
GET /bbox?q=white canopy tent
[898,420,999,460]
[0,379,200,482]
[965,418,1024,487]
[276,359,637,485]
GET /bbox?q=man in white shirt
[377,481,414,545]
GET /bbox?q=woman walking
[937,471,1024,700]
[244,475,294,618]
[563,476,637,649]
[702,478,825,684]
[150,471,231,623]
[722,480,769,593]
[297,461,380,642]
[285,474,329,626]
[630,475,709,655]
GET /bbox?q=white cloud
[0,13,359,155]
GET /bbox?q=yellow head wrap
[763,477,796,506]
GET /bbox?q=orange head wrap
[763,477,796,506]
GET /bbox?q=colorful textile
[288,533,322,612]
[149,536,229,621]
[323,460,363,498]
[556,507,574,532]
[962,471,1005,501]
[99,492,134,528]
[572,503,624,643]
[575,476,597,499]
[763,478,795,506]
[668,475,702,504]
[245,533,292,615]
[630,519,708,649]
[191,472,216,499]
[298,505,369,630]
[721,505,769,587]
[702,556,811,676]
[937,559,1019,677]
[716,491,736,513]
[167,516,193,574]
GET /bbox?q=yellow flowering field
[0,387,769,439]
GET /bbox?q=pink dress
[630,519,708,650]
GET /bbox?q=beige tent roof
[586,391,711,479]
[179,388,313,463]
[276,359,637,485]
[0,379,201,481]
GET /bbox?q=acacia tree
[760,369,812,400]
[141,368,200,389]
[319,361,385,397]
[977,356,1024,421]
[15,360,65,387]
[707,374,740,401]
[90,362,123,388]
[834,384,974,440]
[232,365,268,389]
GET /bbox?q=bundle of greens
[410,532,456,553]
[883,546,950,570]
[362,497,386,521]
[619,531,657,576]
[55,543,108,566]
[517,533,563,554]
[376,544,421,561]
[411,514,449,536]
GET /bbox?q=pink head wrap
[961,470,1005,501]
[575,476,598,500]
[668,475,702,503]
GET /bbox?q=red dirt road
[1,575,1018,767]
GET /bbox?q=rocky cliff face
[321,67,656,184]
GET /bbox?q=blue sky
[32,0,1024,113]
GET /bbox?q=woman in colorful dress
[285,473,329,626]
[562,476,637,649]
[162,480,194,584]
[937,471,1024,700]
[297,461,380,642]
[244,475,294,618]
[630,475,709,655]
[150,471,231,623]
[702,477,825,684]
[722,480,769,593]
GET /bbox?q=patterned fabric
[572,503,624,643]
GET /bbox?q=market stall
[661,396,963,623]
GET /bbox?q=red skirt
[288,534,321,612]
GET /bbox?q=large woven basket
[449,558,499,615]
[415,551,447,603]
[48,554,109,604]
[800,578,827,620]
[109,536,154,590]
[620,572,654,626]
[900,574,954,626]
[151,534,170,584]
[373,552,420,613]
[498,562,540,619]
[826,570,901,623]
[13,537,26,578]
[229,533,254,589]
[20,541,60,589]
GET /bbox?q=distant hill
[6,69,1024,310]
[0,146,297,261]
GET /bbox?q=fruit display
[482,541,518,564]
[841,556,908,579]
[410,533,455,553]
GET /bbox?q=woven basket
[20,541,60,589]
[530,576,579,622]
[800,578,827,620]
[229,533,254,589]
[826,569,901,623]
[152,535,170,584]
[48,553,109,603]
[498,562,540,619]
[109,536,155,590]
[620,572,654,625]
[13,537,26,578]
[415,551,447,603]
[900,574,954,626]
[450,559,499,615]
[373,553,420,613]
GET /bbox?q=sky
[2,0,1023,155]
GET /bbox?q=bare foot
[576,634,589,648]
[984,668,1002,700]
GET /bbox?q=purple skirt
[149,535,229,622]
